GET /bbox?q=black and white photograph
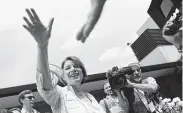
[0,0,182,113]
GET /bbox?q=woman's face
[104,82,113,95]
[63,60,84,86]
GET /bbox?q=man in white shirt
[18,90,39,113]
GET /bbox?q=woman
[22,8,105,113]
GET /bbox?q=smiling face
[63,60,84,86]
[104,82,113,95]
[129,65,142,83]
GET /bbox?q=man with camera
[99,81,129,113]
[107,63,159,113]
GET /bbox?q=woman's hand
[23,8,54,47]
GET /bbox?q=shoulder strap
[104,98,110,113]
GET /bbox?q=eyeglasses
[24,96,35,100]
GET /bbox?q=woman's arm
[37,45,53,90]
[49,64,67,86]
[23,8,54,90]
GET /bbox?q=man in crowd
[122,63,159,113]
[18,90,39,113]
[99,81,129,113]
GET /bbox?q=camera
[106,66,135,90]
[164,12,182,36]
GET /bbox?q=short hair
[18,90,33,105]
[61,56,87,85]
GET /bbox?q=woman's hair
[61,56,87,84]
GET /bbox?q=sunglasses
[24,96,35,100]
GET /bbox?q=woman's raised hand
[23,8,54,47]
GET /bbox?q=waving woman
[22,8,105,113]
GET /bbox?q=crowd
[0,0,182,113]
[1,62,182,113]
